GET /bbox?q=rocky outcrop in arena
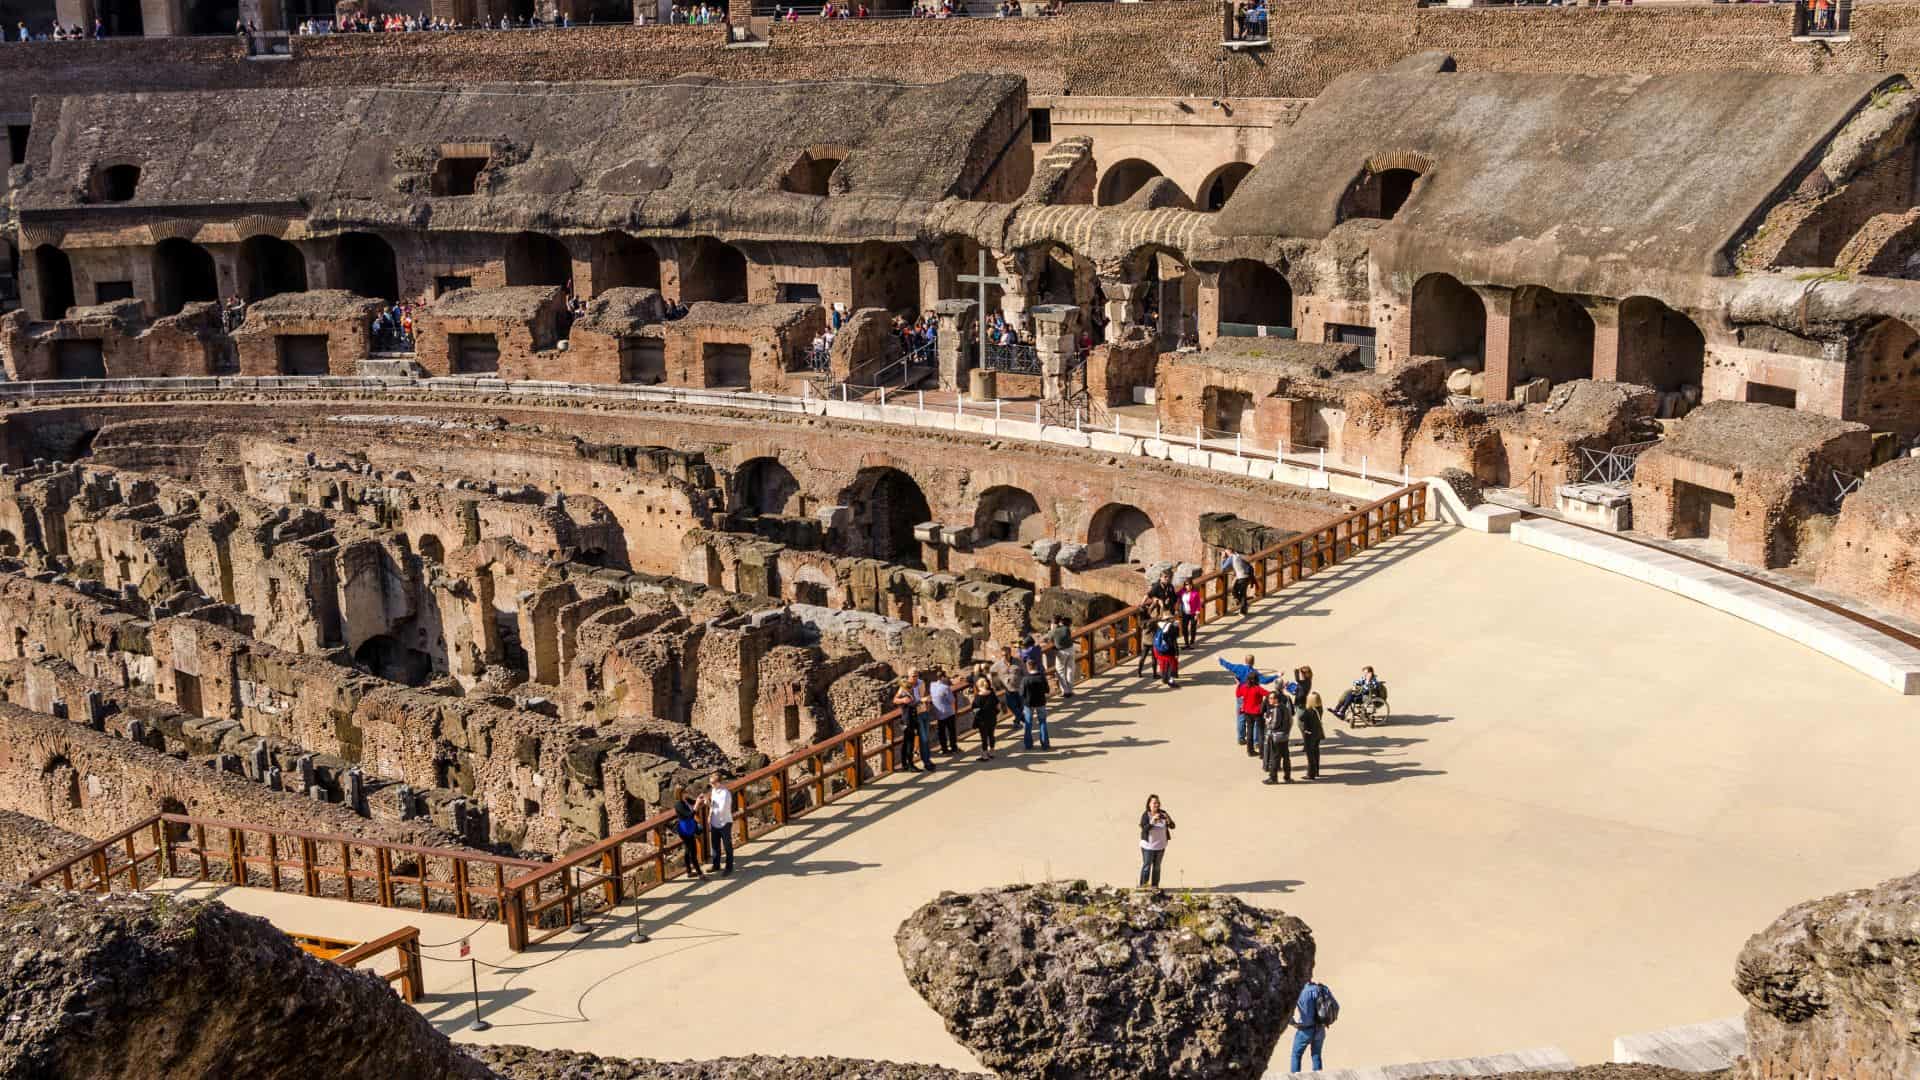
[474,1046,987,1079]
[895,882,1315,1079]
[0,887,490,1080]
[1733,868,1920,1079]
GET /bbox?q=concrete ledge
[1613,1016,1745,1071]
[1512,520,1920,694]
[1272,1046,1574,1079]
[1425,475,1521,534]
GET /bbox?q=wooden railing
[23,813,542,923]
[331,926,426,1003]
[26,483,1429,953]
[501,707,905,950]
[1073,482,1428,678]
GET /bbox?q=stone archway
[1618,296,1705,396]
[337,232,399,301]
[1217,259,1292,331]
[680,238,749,303]
[842,467,932,566]
[151,238,218,318]
[593,233,661,293]
[1511,285,1595,388]
[736,457,801,517]
[1087,502,1157,566]
[1098,159,1164,207]
[853,242,921,317]
[974,486,1044,545]
[1200,162,1254,212]
[1410,273,1486,368]
[238,235,308,302]
[504,232,573,289]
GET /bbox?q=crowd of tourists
[1227,0,1268,40]
[370,303,418,352]
[13,19,104,40]
[892,311,937,355]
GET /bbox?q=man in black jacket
[1020,660,1052,750]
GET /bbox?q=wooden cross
[956,248,1010,362]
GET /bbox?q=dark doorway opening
[277,335,331,376]
[33,246,75,321]
[151,239,219,318]
[54,341,107,380]
[239,236,308,301]
[337,232,400,301]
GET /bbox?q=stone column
[1029,303,1082,401]
[934,298,977,393]
[1098,277,1144,344]
[1476,285,1516,403]
[996,250,1033,332]
[1587,298,1623,384]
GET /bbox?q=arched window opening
[1203,162,1254,212]
[1088,503,1157,566]
[974,486,1043,545]
[1410,273,1486,369]
[355,634,434,687]
[1338,166,1424,222]
[737,458,801,517]
[337,232,400,302]
[843,467,932,566]
[504,232,573,289]
[1511,285,1596,389]
[782,151,844,196]
[88,164,141,204]
[853,242,921,317]
[417,534,446,564]
[1098,159,1164,207]
[1216,259,1292,331]
[151,239,218,318]
[1618,296,1706,406]
[593,233,661,294]
[239,236,308,302]
[680,238,748,303]
[32,245,75,321]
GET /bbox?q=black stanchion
[468,958,490,1032]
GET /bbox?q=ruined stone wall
[7,2,1919,126]
[0,809,88,884]
[1815,455,1920,620]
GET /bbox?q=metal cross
[956,248,1010,362]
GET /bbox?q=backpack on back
[1313,982,1339,1026]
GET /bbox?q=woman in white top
[1137,794,1176,888]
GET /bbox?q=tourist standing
[1298,692,1326,781]
[895,674,933,772]
[971,676,999,760]
[1137,794,1174,888]
[672,785,705,879]
[1219,654,1278,746]
[706,771,735,876]
[1291,979,1339,1071]
[992,646,1027,733]
[1137,569,1176,676]
[1291,665,1314,713]
[1234,673,1270,762]
[1020,660,1052,749]
[929,670,958,754]
[1047,615,1076,700]
[1264,690,1295,784]
[1177,579,1203,648]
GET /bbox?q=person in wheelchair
[1331,666,1385,721]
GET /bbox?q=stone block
[1555,483,1632,531]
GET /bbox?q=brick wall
[7,2,1919,124]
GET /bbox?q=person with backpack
[673,785,705,879]
[1020,660,1052,750]
[1291,978,1339,1071]
[1150,616,1180,687]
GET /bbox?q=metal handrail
[1577,438,1660,486]
[981,342,1041,375]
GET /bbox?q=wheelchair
[1346,683,1390,727]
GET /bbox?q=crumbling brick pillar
[1030,303,1082,401]
[1477,285,1516,403]
[996,251,1032,332]
[935,298,976,393]
[1587,298,1623,383]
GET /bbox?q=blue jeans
[1024,703,1050,749]
[1002,692,1026,730]
[1291,1025,1325,1072]
[915,713,935,768]
[707,822,734,874]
